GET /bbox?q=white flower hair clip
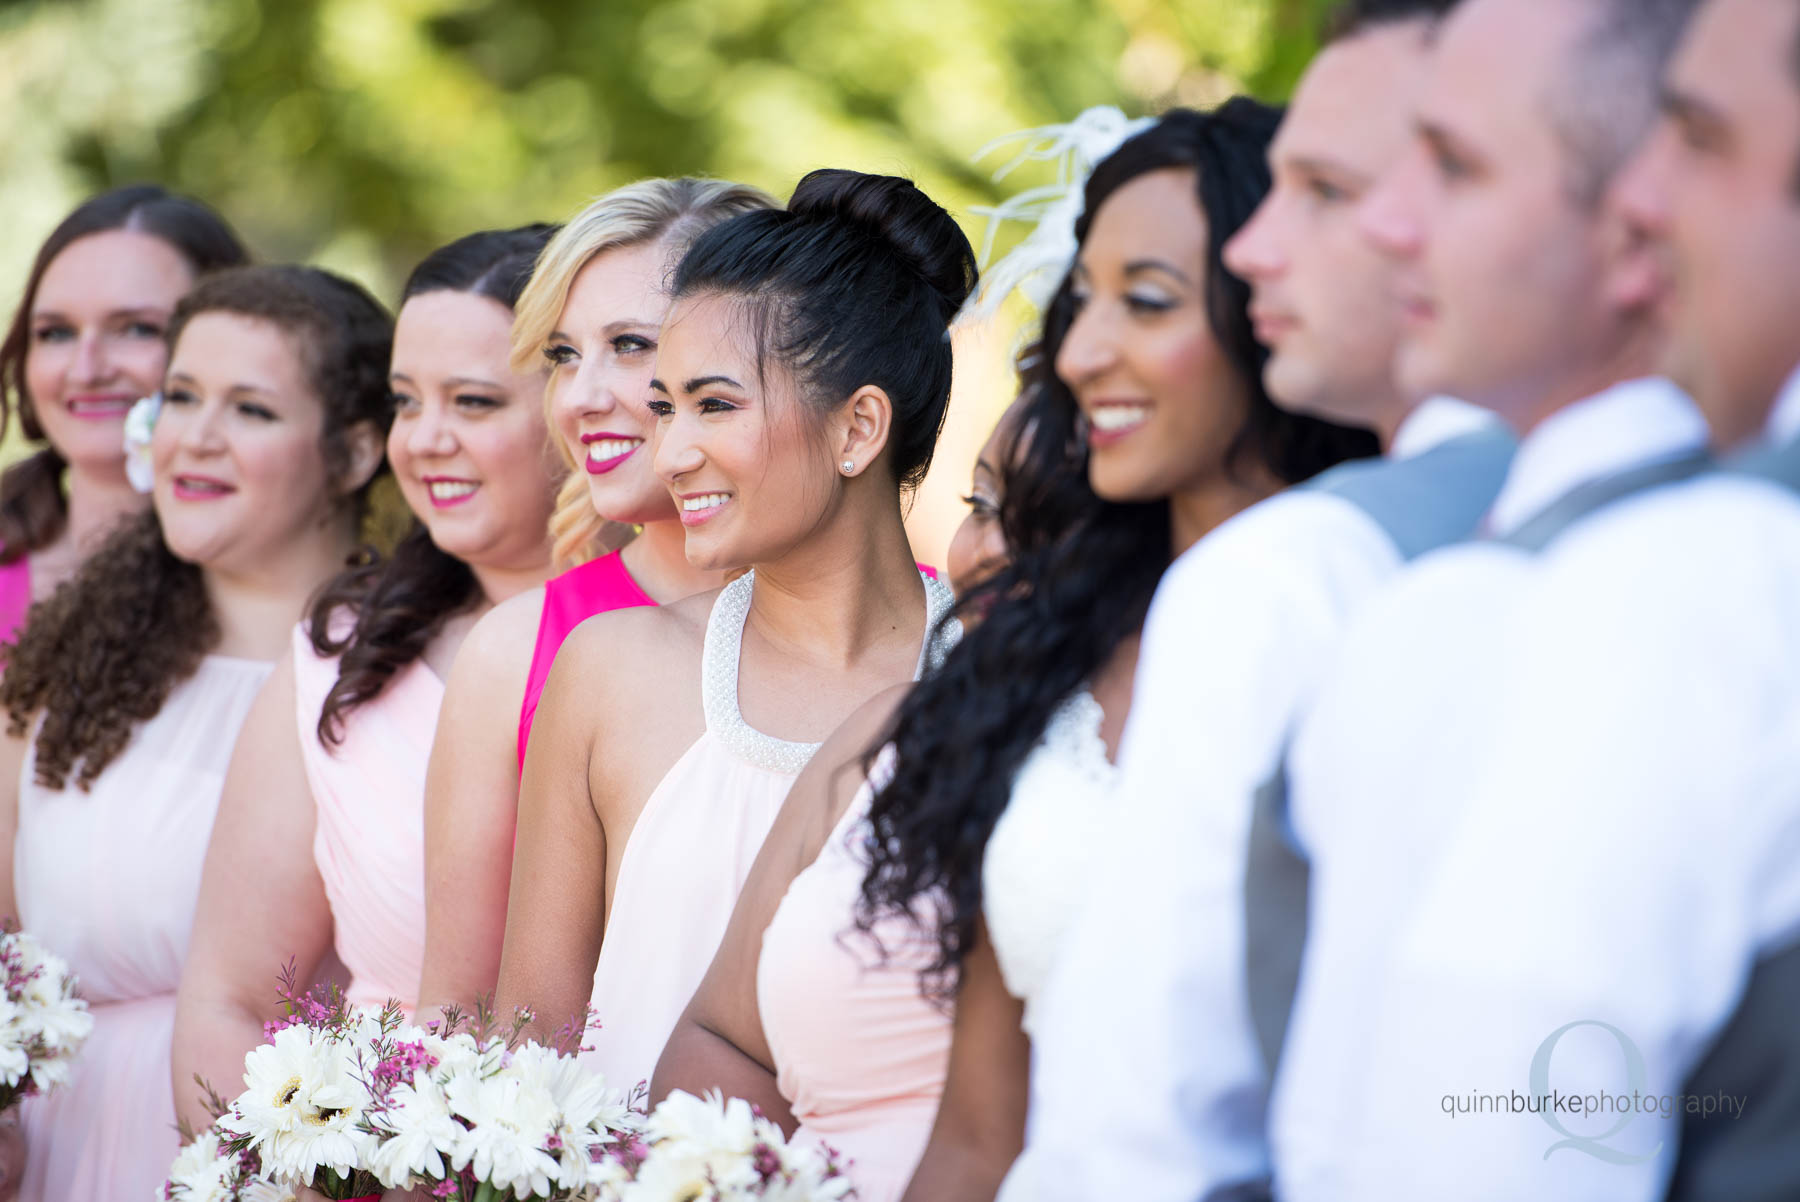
[955,105,1157,328]
[123,391,161,494]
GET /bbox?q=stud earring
[841,460,855,475]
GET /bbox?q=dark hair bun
[788,169,978,322]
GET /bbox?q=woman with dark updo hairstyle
[494,169,970,1098]
[0,264,392,1200]
[0,185,247,641]
[785,100,1373,1202]
[168,225,563,1133]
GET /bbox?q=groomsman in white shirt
[1302,2,1800,1198]
[1000,5,1519,1201]
[1262,0,1714,1198]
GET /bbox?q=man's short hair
[1548,0,1701,205]
[1325,0,1460,42]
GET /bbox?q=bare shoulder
[559,586,718,675]
[452,586,548,684]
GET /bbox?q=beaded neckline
[701,568,958,774]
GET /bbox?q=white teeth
[682,493,730,513]
[428,480,479,501]
[1091,405,1152,432]
[588,438,643,463]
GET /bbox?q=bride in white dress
[851,102,1381,1202]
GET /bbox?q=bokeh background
[1,0,1332,563]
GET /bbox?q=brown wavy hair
[0,185,249,563]
[0,265,395,790]
[308,224,558,747]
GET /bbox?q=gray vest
[1244,443,1712,1084]
[1662,434,1800,1202]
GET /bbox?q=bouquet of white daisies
[591,1090,855,1202]
[0,927,94,1112]
[167,969,642,1202]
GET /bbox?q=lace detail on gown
[981,690,1119,1032]
[701,567,958,774]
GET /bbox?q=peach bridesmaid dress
[757,752,952,1202]
[13,655,272,1202]
[581,567,955,1092]
[292,622,444,1012]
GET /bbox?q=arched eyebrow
[1124,259,1194,286]
[650,374,746,396]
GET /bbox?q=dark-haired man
[1309,2,1800,1196]
[1003,4,1509,1201]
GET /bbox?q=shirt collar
[1389,396,1504,461]
[1763,362,1800,449]
[1485,377,1709,537]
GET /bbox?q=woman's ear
[336,421,388,497]
[838,385,894,478]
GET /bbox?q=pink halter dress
[518,550,656,770]
[757,748,952,1202]
[290,621,445,1013]
[581,568,956,1093]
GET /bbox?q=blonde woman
[416,179,774,1015]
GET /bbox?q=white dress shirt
[1290,366,1800,1201]
[1269,377,1710,1202]
[1000,397,1502,1202]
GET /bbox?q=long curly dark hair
[0,265,395,790]
[308,224,558,747]
[0,185,248,563]
[856,100,1381,1000]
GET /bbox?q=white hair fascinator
[955,106,1157,328]
[123,391,161,494]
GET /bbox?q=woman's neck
[1168,467,1284,558]
[746,493,925,671]
[62,462,146,554]
[620,516,725,604]
[469,551,557,613]
[203,516,362,662]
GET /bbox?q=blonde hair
[515,178,778,567]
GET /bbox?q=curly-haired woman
[168,226,565,1134]
[0,265,392,1201]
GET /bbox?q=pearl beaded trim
[701,568,959,774]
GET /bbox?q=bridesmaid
[945,383,1036,607]
[0,265,392,1201]
[416,179,774,1016]
[494,169,973,1092]
[169,226,560,1131]
[647,386,1035,1199]
[0,186,247,639]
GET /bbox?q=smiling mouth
[66,396,134,419]
[1091,405,1151,432]
[426,480,479,507]
[678,492,732,525]
[585,437,644,475]
[173,475,234,499]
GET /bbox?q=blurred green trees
[1,0,1334,296]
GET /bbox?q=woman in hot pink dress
[0,265,393,1202]
[0,187,246,642]
[415,179,774,1017]
[169,226,564,1131]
